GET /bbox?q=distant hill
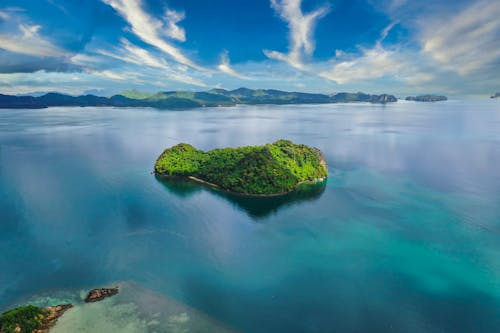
[0,88,397,109]
[120,89,155,100]
[405,95,447,102]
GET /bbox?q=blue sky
[0,0,498,96]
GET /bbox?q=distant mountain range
[0,88,397,109]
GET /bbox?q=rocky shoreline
[182,174,328,198]
[0,287,119,333]
[32,304,73,333]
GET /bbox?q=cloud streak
[418,0,500,75]
[102,0,202,70]
[0,23,66,58]
[164,8,186,42]
[264,0,329,69]
[320,23,410,84]
[217,51,249,79]
[95,39,207,87]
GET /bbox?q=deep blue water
[0,101,499,332]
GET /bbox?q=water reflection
[155,175,326,219]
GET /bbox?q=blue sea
[0,100,499,332]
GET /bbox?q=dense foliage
[155,140,328,195]
[0,305,46,333]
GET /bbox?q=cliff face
[405,95,448,102]
[154,140,328,196]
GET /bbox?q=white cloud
[320,23,410,84]
[97,38,169,69]
[404,72,435,85]
[217,51,249,79]
[86,69,128,81]
[166,73,207,87]
[164,9,186,42]
[69,53,103,66]
[264,0,329,69]
[95,39,207,87]
[320,45,407,84]
[102,0,202,70]
[0,23,66,57]
[0,10,9,20]
[418,0,500,75]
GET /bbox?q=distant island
[491,92,500,99]
[0,88,397,109]
[405,95,448,102]
[154,140,328,196]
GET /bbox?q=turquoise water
[0,101,499,332]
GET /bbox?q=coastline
[154,173,328,198]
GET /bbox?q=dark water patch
[155,176,326,220]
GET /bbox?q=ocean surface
[0,100,499,332]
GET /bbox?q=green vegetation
[0,88,397,109]
[120,89,154,100]
[154,140,328,195]
[0,305,46,333]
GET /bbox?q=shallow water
[1,101,499,332]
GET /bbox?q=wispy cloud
[164,8,186,42]
[320,23,409,83]
[217,51,249,79]
[95,38,207,87]
[102,0,202,70]
[97,38,169,69]
[0,10,9,20]
[320,46,407,84]
[418,0,500,75]
[85,69,129,81]
[0,22,66,58]
[264,0,329,70]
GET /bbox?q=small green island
[154,140,328,196]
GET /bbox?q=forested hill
[0,88,397,109]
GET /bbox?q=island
[0,88,397,109]
[405,95,447,102]
[0,304,72,333]
[154,140,328,196]
[491,92,500,99]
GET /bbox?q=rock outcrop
[84,287,119,303]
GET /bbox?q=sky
[0,0,498,96]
